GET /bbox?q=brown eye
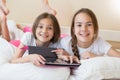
[38,25,43,29]
[77,24,82,27]
[48,26,53,30]
[75,23,82,27]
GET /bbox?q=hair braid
[71,37,80,60]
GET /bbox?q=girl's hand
[51,48,70,56]
[28,54,46,66]
[52,49,80,63]
[67,56,80,64]
[81,51,97,59]
[51,48,70,60]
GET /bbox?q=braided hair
[71,8,99,60]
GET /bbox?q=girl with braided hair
[60,8,120,60]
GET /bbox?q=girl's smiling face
[35,18,54,45]
[74,12,94,47]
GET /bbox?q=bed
[0,21,120,80]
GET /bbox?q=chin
[79,38,91,43]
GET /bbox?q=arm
[10,43,29,63]
[81,51,99,59]
[81,48,120,59]
[10,43,46,66]
[107,48,120,57]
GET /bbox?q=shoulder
[94,37,111,46]
[21,32,35,45]
[93,37,112,54]
[49,39,61,48]
[60,36,72,49]
[60,35,71,43]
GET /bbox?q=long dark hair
[32,12,60,43]
[71,8,99,60]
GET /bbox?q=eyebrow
[75,21,92,24]
[38,23,53,27]
[87,21,92,23]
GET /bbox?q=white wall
[7,0,120,31]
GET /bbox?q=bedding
[0,38,16,64]
[1,39,120,80]
[69,57,120,80]
[0,63,70,80]
[1,21,120,80]
[0,38,70,80]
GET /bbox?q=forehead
[75,13,92,23]
[38,18,53,25]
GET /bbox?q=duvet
[0,37,120,80]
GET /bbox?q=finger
[69,56,73,64]
[57,55,68,61]
[38,55,46,64]
[51,48,61,52]
[51,50,61,55]
[86,57,89,59]
[52,50,63,56]
[73,56,80,63]
[33,60,41,66]
[81,54,89,59]
[39,55,46,61]
[62,56,69,61]
[51,49,62,53]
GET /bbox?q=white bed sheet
[1,22,120,80]
[0,38,70,80]
[0,63,70,80]
[69,57,120,80]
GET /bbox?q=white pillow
[69,57,120,80]
[0,63,70,80]
[0,38,70,80]
[0,38,16,64]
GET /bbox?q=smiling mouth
[40,33,49,38]
[80,33,90,37]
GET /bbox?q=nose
[81,25,87,31]
[42,27,47,33]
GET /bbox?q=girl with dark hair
[61,8,120,60]
[10,13,69,66]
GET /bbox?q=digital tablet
[45,62,81,67]
[28,46,80,67]
[28,46,57,62]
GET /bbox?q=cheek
[36,28,42,34]
[74,27,79,34]
[90,28,94,34]
[49,30,54,36]
[51,31,54,37]
[0,27,1,35]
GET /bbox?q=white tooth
[80,33,88,36]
